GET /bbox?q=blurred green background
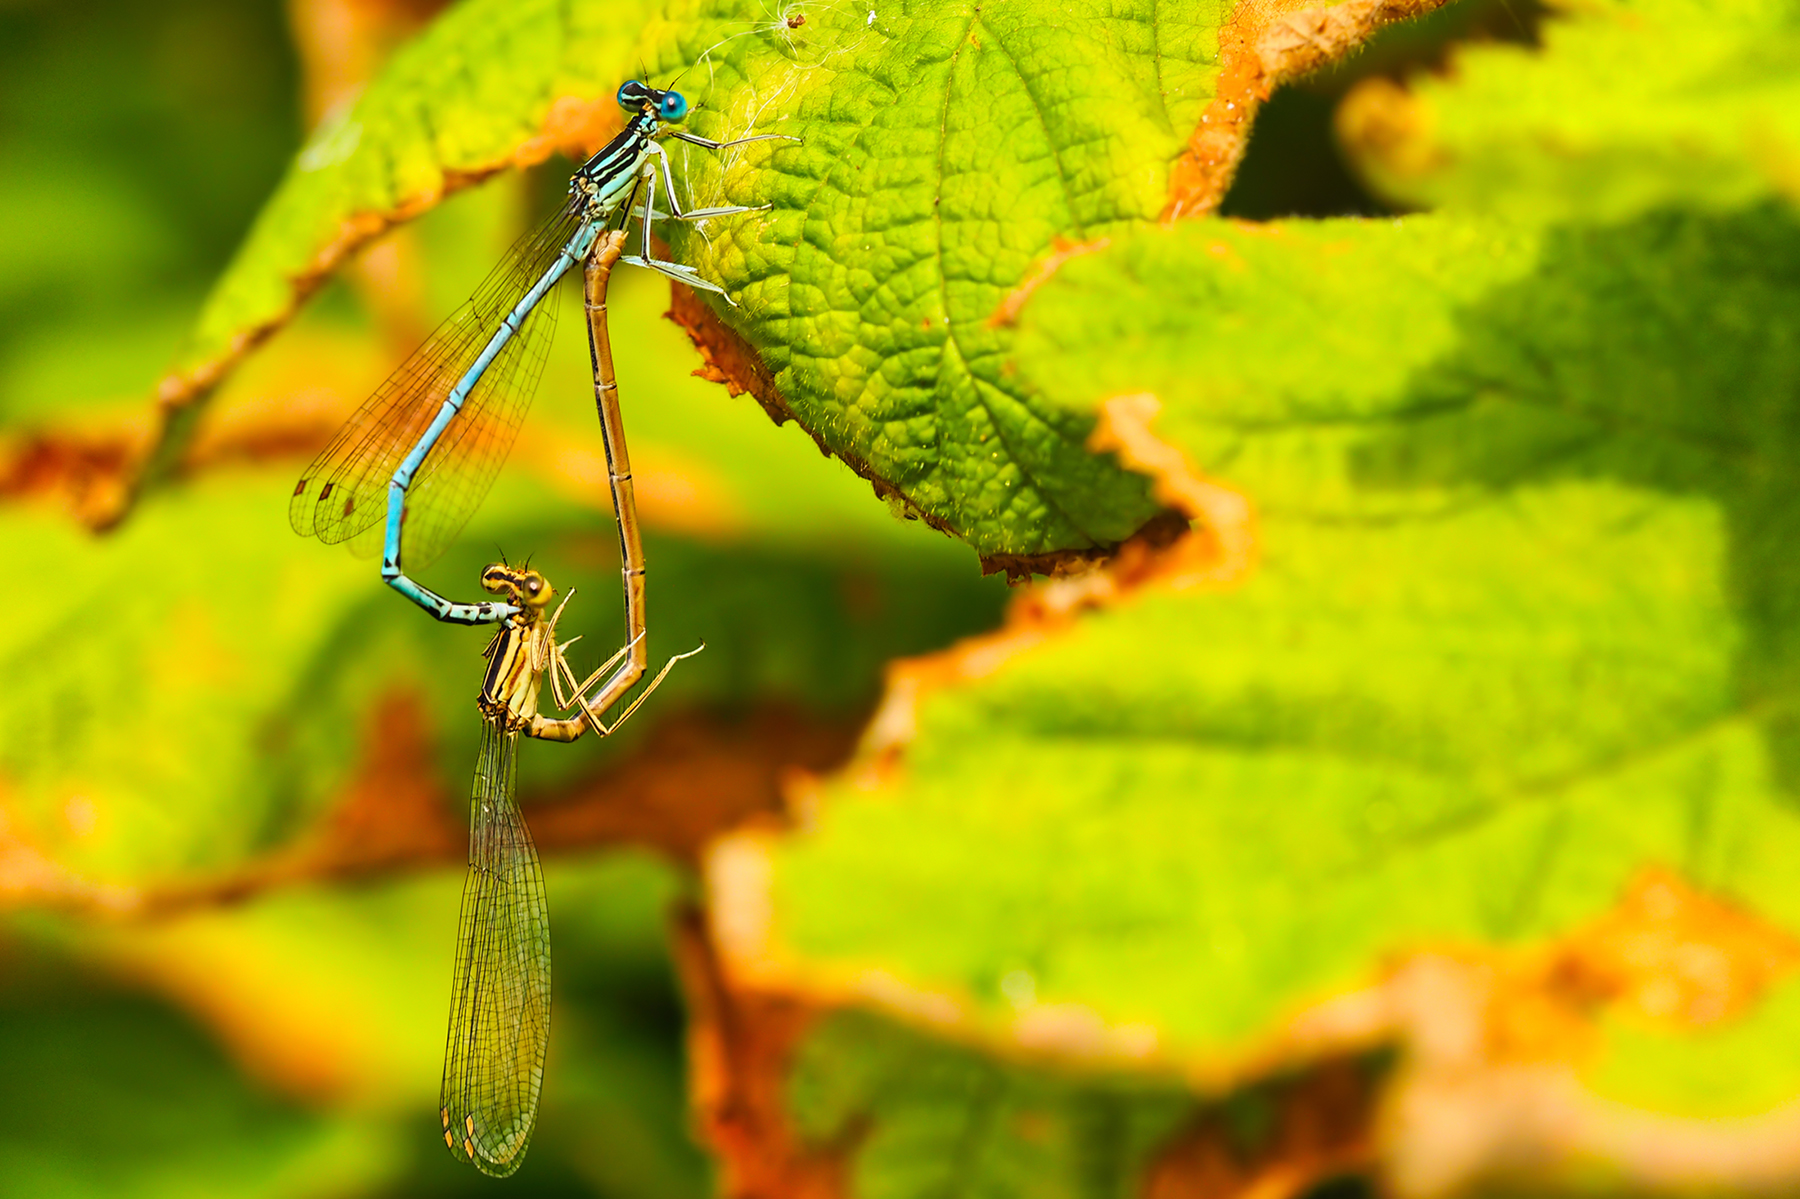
[0,0,1015,1194]
[5,1,1652,1196]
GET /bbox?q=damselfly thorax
[470,561,699,745]
[475,564,575,739]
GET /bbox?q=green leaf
[8,852,708,1198]
[711,204,1800,1188]
[640,0,1233,555]
[0,983,402,1199]
[167,0,656,391]
[151,0,1456,560]
[788,1009,1194,1199]
[1340,0,1800,221]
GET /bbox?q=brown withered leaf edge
[0,691,858,919]
[1364,871,1800,1196]
[823,391,1255,785]
[1162,0,1449,218]
[677,889,1386,1199]
[702,813,1800,1195]
[0,405,348,531]
[0,431,140,531]
[666,273,1192,582]
[674,906,853,1199]
[1145,1057,1383,1199]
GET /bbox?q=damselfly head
[480,563,554,612]
[615,79,689,124]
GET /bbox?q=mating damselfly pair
[291,80,793,1176]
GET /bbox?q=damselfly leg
[541,590,698,737]
[621,130,799,300]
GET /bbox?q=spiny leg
[618,158,733,300]
[544,584,577,633]
[550,629,703,737]
[668,129,799,152]
[559,640,705,738]
[538,589,639,711]
[654,139,773,220]
[549,630,642,713]
[535,586,581,674]
[620,138,796,302]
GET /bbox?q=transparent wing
[440,720,550,1178]
[291,203,584,570]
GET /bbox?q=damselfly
[289,80,794,616]
[442,559,698,1177]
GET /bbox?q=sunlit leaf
[709,206,1800,1192]
[151,0,1442,560]
[1340,0,1800,221]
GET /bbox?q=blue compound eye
[616,80,647,110]
[660,91,688,121]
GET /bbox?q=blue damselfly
[290,80,793,625]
